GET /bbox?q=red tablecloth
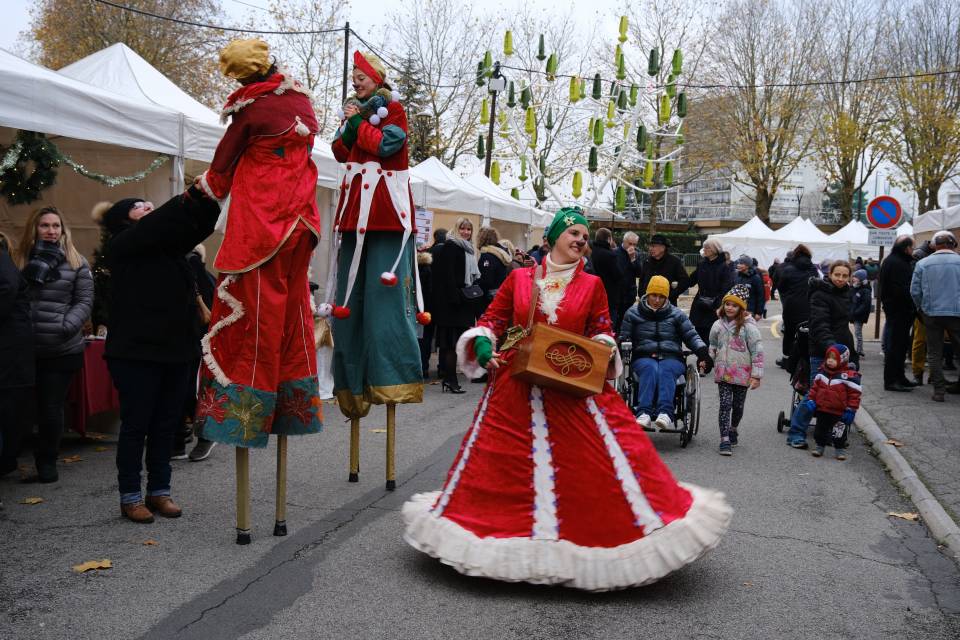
[67,339,119,435]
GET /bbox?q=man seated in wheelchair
[620,276,714,430]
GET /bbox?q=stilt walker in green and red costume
[324,51,427,489]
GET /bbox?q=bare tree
[702,0,826,222]
[882,0,960,214]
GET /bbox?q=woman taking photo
[403,208,730,591]
[431,217,480,394]
[15,207,93,483]
[688,238,733,344]
[0,232,34,479]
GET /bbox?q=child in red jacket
[799,344,861,460]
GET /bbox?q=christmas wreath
[0,130,60,206]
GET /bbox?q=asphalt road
[1,311,959,640]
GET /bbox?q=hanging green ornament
[480,97,490,125]
[545,107,554,130]
[579,77,587,100]
[588,117,596,138]
[569,75,580,103]
[616,51,626,80]
[491,160,501,185]
[588,147,599,173]
[538,155,547,178]
[476,135,485,159]
[659,93,671,125]
[524,106,536,134]
[666,75,676,99]
[592,73,602,100]
[507,81,516,108]
[636,124,647,151]
[671,49,683,76]
[529,127,537,150]
[593,118,604,146]
[606,100,616,127]
[615,185,626,212]
[664,161,674,186]
[511,187,520,200]
[537,34,546,61]
[629,84,639,106]
[520,86,532,110]
[546,53,558,81]
[677,92,688,119]
[572,171,583,198]
[647,48,660,76]
[676,133,685,145]
[504,30,514,56]
[617,89,627,111]
[623,122,630,139]
[614,44,623,66]
[475,61,485,87]
[483,50,493,77]
[498,110,510,137]
[646,139,654,159]
[643,160,654,187]
[618,16,628,43]
[519,156,528,181]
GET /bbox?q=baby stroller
[617,341,701,447]
[776,322,810,432]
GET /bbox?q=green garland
[0,130,169,206]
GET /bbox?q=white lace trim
[201,275,245,386]
[585,398,664,534]
[530,386,559,540]
[431,384,494,517]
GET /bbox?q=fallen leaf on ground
[61,455,82,464]
[742,581,753,587]
[94,446,109,452]
[883,438,905,447]
[887,511,920,521]
[370,428,387,433]
[143,539,159,546]
[20,497,44,505]
[72,559,112,573]
[84,432,107,441]
[428,381,440,386]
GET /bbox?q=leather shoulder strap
[525,263,543,331]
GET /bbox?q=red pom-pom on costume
[332,305,351,319]
[416,312,432,325]
[380,271,398,286]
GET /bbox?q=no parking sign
[865,196,902,229]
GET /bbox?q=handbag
[459,283,484,301]
[506,265,610,397]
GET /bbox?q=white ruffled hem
[456,326,497,380]
[401,483,732,592]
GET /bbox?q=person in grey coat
[14,206,93,483]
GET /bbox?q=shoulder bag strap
[525,262,544,332]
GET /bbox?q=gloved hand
[695,347,714,374]
[841,408,855,425]
[475,336,494,368]
[803,398,817,412]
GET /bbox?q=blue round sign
[865,196,902,229]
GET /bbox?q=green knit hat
[545,207,589,246]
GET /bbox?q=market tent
[715,215,780,239]
[707,216,870,268]
[462,172,548,225]
[913,205,960,241]
[772,216,831,242]
[409,157,490,216]
[827,219,880,260]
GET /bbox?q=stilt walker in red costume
[403,208,732,590]
[323,51,427,490]
[194,39,323,544]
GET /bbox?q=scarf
[449,237,480,287]
[480,243,512,267]
[536,254,580,324]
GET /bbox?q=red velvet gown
[402,262,731,591]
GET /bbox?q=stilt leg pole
[235,447,251,545]
[348,417,360,482]
[385,403,396,490]
[273,435,288,536]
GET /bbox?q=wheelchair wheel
[685,362,701,437]
[777,410,785,433]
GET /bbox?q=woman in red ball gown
[402,208,732,591]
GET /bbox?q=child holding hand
[796,344,861,460]
[709,284,764,456]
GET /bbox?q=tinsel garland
[0,130,169,206]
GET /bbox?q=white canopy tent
[772,216,831,242]
[826,219,880,260]
[409,157,491,216]
[913,205,960,238]
[462,172,550,226]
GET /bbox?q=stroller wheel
[777,410,785,433]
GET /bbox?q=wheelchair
[616,341,701,448]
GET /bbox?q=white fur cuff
[456,326,497,380]
[592,333,622,380]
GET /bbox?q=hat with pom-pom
[722,284,750,310]
[824,343,850,370]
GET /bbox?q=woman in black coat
[590,228,623,327]
[688,239,734,343]
[807,262,858,368]
[0,232,35,478]
[95,187,219,522]
[774,244,820,364]
[476,227,512,314]
[431,217,480,393]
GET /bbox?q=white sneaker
[654,413,672,430]
[636,413,651,428]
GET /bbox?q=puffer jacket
[708,316,763,387]
[878,245,915,317]
[808,277,857,364]
[809,365,862,416]
[736,267,766,316]
[25,253,93,359]
[849,283,872,323]
[620,295,706,363]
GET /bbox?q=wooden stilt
[235,447,251,545]
[348,417,360,482]
[273,435,288,536]
[385,403,396,490]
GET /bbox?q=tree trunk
[839,181,855,224]
[919,181,942,214]
[647,191,661,236]
[755,188,773,223]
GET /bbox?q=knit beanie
[722,284,750,310]
[92,198,144,235]
[646,275,670,297]
[736,254,752,268]
[825,344,850,371]
[853,269,867,282]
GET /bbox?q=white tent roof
[462,172,550,226]
[913,205,960,235]
[409,157,492,216]
[0,48,181,155]
[773,216,831,242]
[712,216,779,240]
[54,44,341,188]
[828,219,871,243]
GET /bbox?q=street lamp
[796,185,804,218]
[484,62,506,178]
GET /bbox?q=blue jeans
[787,356,823,444]
[631,357,686,419]
[108,359,193,504]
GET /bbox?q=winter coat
[25,251,93,360]
[878,247,915,318]
[639,251,689,306]
[708,316,763,387]
[614,246,643,310]
[808,277,858,364]
[910,250,960,317]
[620,295,706,363]
[688,255,734,329]
[478,244,512,305]
[849,283,872,323]
[735,267,766,316]
[0,249,35,388]
[104,187,219,364]
[417,250,433,313]
[590,241,622,321]
[431,239,478,328]
[774,254,819,326]
[809,365,862,417]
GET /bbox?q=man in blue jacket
[911,230,960,402]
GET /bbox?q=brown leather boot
[145,496,182,518]
[121,502,155,523]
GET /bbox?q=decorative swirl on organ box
[545,343,593,378]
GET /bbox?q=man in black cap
[639,233,689,306]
